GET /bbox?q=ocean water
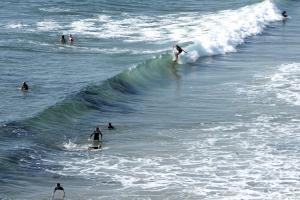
[1,0,300,199]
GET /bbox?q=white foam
[42,113,300,199]
[70,20,97,34]
[39,7,71,13]
[269,63,300,106]
[63,140,78,150]
[37,21,61,31]
[63,0,282,60]
[6,22,28,29]
[179,0,282,63]
[62,139,94,151]
[241,63,300,106]
[7,1,282,57]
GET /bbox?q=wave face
[4,0,283,129]
[1,0,283,164]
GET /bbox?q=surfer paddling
[89,126,102,149]
[173,44,187,62]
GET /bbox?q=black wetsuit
[176,45,183,54]
[91,130,102,140]
[282,12,288,17]
[22,83,28,90]
[54,186,64,191]
[61,36,66,44]
[108,124,114,129]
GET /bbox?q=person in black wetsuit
[282,11,288,18]
[60,35,66,44]
[52,183,65,199]
[21,82,29,91]
[173,44,187,62]
[108,122,114,130]
[90,127,102,149]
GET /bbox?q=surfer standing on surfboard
[173,44,187,62]
[90,127,102,149]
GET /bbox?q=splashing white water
[268,63,300,106]
[180,0,283,63]
[237,63,300,106]
[6,0,283,58]
[67,0,283,60]
[37,20,61,31]
[63,140,78,150]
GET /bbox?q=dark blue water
[1,0,300,199]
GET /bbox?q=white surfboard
[52,190,65,200]
[88,140,102,150]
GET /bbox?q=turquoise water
[1,0,300,199]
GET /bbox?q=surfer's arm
[90,132,94,138]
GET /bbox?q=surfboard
[52,190,65,200]
[88,140,102,150]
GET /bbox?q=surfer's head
[282,11,287,17]
[57,183,60,186]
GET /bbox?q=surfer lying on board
[173,44,187,62]
[89,126,102,149]
[52,183,65,200]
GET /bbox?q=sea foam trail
[238,63,300,106]
[65,0,282,59]
[178,0,283,63]
[67,0,283,60]
[6,1,282,58]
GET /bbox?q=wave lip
[180,0,283,63]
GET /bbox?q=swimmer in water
[21,81,29,91]
[108,122,114,130]
[68,34,74,44]
[60,35,66,44]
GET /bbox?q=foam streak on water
[44,115,300,200]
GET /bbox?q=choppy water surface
[1,0,300,199]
